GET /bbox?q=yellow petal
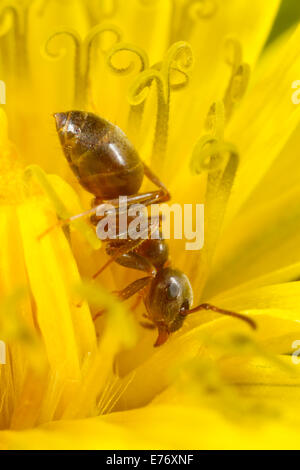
[60,282,137,420]
[115,308,300,411]
[224,23,300,224]
[167,0,280,183]
[212,281,300,316]
[17,198,96,380]
[205,186,300,297]
[2,400,300,449]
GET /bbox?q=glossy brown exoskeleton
[54,111,256,346]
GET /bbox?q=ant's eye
[166,282,180,300]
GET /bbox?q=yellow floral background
[0,0,300,450]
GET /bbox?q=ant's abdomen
[54,111,144,199]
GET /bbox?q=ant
[49,110,256,347]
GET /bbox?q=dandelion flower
[0,0,300,450]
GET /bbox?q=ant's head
[145,267,257,347]
[145,267,193,346]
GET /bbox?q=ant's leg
[93,276,152,321]
[24,165,100,247]
[113,276,152,301]
[75,235,150,311]
[38,190,164,240]
[131,292,143,311]
[140,312,155,330]
[93,217,160,278]
[38,206,98,240]
[38,163,170,239]
[142,162,170,198]
[98,190,169,216]
[140,321,155,330]
[93,237,154,278]
[112,251,156,275]
[95,162,170,215]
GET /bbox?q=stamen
[128,41,193,169]
[151,60,191,90]
[163,41,194,90]
[224,37,242,70]
[97,0,118,19]
[107,43,149,142]
[129,68,168,168]
[107,42,149,75]
[0,1,33,75]
[189,102,239,297]
[85,23,122,55]
[204,143,239,260]
[36,0,48,16]
[44,24,122,108]
[169,66,190,90]
[205,101,225,139]
[84,24,122,107]
[190,136,238,174]
[223,37,250,121]
[189,0,218,19]
[190,101,237,174]
[0,5,18,36]
[44,28,81,104]
[175,0,218,40]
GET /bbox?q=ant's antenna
[182,303,257,330]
